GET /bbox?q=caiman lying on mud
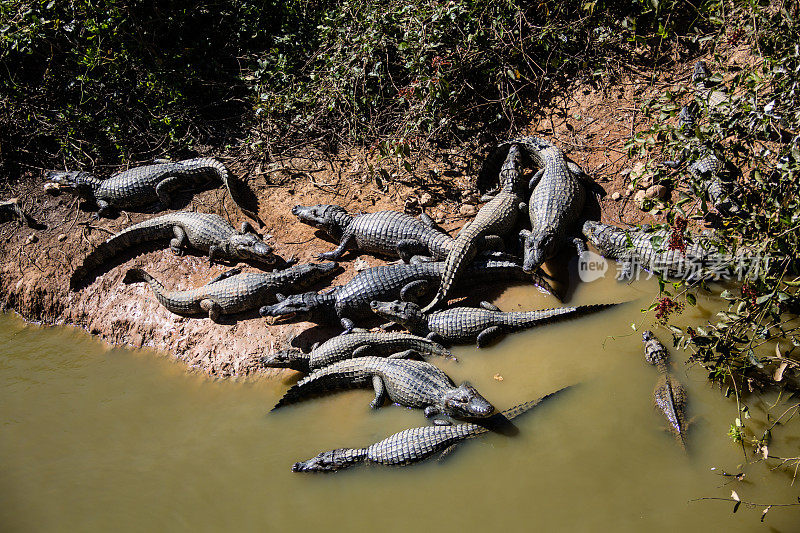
[512,136,603,273]
[71,211,279,290]
[260,330,454,373]
[259,258,556,332]
[123,262,338,322]
[370,300,616,347]
[273,356,495,422]
[293,205,453,262]
[421,144,527,312]
[642,331,688,449]
[292,387,568,472]
[582,220,723,281]
[0,198,41,228]
[45,158,258,220]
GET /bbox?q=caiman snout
[443,382,496,418]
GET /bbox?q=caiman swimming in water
[292,386,569,472]
[642,330,688,449]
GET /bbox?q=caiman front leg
[572,236,587,255]
[200,298,223,322]
[340,317,356,334]
[476,326,505,348]
[480,301,501,311]
[205,267,242,285]
[370,375,387,409]
[387,349,418,360]
[95,199,114,218]
[170,225,188,255]
[240,221,257,234]
[317,230,354,260]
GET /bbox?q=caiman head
[581,220,628,258]
[692,60,711,84]
[441,382,496,419]
[259,349,310,373]
[519,228,556,274]
[44,170,99,199]
[259,291,334,324]
[369,300,426,331]
[225,232,276,266]
[292,204,351,239]
[292,448,360,472]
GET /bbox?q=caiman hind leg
[170,225,188,255]
[370,375,387,409]
[200,298,224,322]
[397,239,430,263]
[400,280,430,303]
[317,230,354,260]
[476,326,505,348]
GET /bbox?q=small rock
[638,174,655,189]
[611,192,621,201]
[625,189,633,197]
[645,184,668,199]
[634,189,647,206]
[627,183,635,192]
[459,204,478,217]
[353,258,370,272]
[57,233,67,241]
[419,192,434,207]
[632,161,646,178]
[25,234,38,245]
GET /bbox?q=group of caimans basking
[4,62,747,471]
[13,124,729,472]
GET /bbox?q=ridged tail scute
[502,385,573,420]
[69,217,175,290]
[122,268,152,285]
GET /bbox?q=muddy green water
[2,273,799,532]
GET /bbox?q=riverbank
[0,62,738,377]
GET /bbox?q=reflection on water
[1,271,798,532]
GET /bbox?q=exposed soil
[0,49,756,378]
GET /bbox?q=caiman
[370,300,617,347]
[259,257,556,332]
[292,386,569,472]
[123,262,338,322]
[272,356,496,422]
[45,157,258,220]
[663,61,741,216]
[0,198,40,228]
[642,330,688,449]
[582,220,724,281]
[71,211,279,290]
[260,330,454,373]
[420,144,527,311]
[292,205,453,262]
[479,136,602,274]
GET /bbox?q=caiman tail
[272,366,373,410]
[123,268,180,312]
[70,216,178,290]
[201,158,262,226]
[653,374,688,450]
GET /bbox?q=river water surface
[2,272,799,531]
